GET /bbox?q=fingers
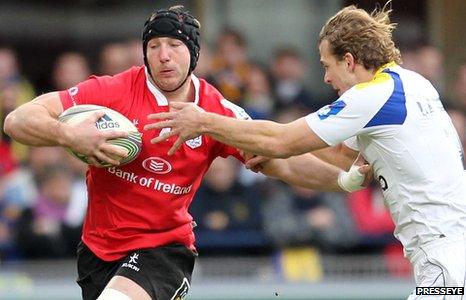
[144,120,174,131]
[169,101,190,110]
[354,153,368,166]
[147,112,177,121]
[150,130,177,144]
[245,156,269,174]
[94,150,121,166]
[87,156,102,167]
[357,164,371,174]
[249,165,263,173]
[168,137,185,156]
[102,129,129,140]
[241,151,255,161]
[245,156,269,169]
[87,152,120,168]
[91,111,106,122]
[357,164,373,187]
[100,144,128,158]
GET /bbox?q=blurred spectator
[190,157,266,252]
[125,38,144,67]
[98,42,132,75]
[242,63,275,119]
[446,106,466,167]
[62,153,87,246]
[0,141,21,259]
[0,47,35,106]
[0,48,39,259]
[401,42,444,92]
[262,107,357,251]
[16,165,76,258]
[271,47,319,112]
[347,183,395,245]
[454,64,466,111]
[211,27,251,103]
[0,47,35,163]
[28,146,67,176]
[262,181,357,252]
[347,183,411,277]
[51,52,91,90]
[193,42,214,81]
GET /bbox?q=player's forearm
[200,112,294,158]
[260,154,343,192]
[4,102,71,147]
[312,144,356,171]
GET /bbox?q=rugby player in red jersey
[4,5,368,300]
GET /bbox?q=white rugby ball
[58,104,142,167]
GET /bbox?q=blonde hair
[318,1,402,70]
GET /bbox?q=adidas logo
[96,114,121,130]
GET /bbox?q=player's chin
[156,78,183,91]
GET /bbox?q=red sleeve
[216,142,245,163]
[58,73,128,110]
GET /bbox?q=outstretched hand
[145,102,206,155]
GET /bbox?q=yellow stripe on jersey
[355,61,398,90]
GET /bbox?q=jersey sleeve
[305,73,398,146]
[214,99,252,163]
[59,74,128,110]
[343,136,359,151]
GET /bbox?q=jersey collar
[375,61,398,75]
[145,67,200,106]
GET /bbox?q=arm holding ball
[3,92,129,167]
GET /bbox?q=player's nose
[324,72,331,84]
[158,44,171,62]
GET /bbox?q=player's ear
[343,52,356,71]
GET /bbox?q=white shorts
[407,234,466,300]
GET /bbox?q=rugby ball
[58,104,142,167]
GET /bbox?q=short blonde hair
[319,2,402,70]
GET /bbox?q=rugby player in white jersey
[147,3,466,299]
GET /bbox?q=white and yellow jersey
[306,63,466,259]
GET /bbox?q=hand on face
[145,102,206,155]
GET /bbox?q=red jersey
[59,66,246,261]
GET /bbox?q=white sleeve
[343,136,359,151]
[220,99,251,120]
[304,77,396,146]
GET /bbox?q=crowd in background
[1,27,465,278]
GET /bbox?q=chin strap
[156,72,191,93]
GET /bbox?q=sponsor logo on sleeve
[317,100,346,120]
